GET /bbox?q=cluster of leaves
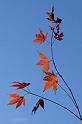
[8,82,30,108]
[8,6,82,121]
[34,6,63,95]
[8,6,62,112]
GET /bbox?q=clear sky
[0,0,82,124]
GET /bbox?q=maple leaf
[32,99,44,114]
[8,94,25,108]
[11,81,30,89]
[54,17,62,24]
[43,72,58,94]
[47,12,54,21]
[54,32,64,41]
[37,52,50,72]
[8,94,20,98]
[47,6,55,22]
[34,30,48,44]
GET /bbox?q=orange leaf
[43,72,58,94]
[37,53,50,72]
[8,94,20,98]
[38,52,47,59]
[8,94,25,108]
[34,30,48,44]
[22,97,25,106]
[8,98,19,105]
[44,81,52,91]
[16,97,25,108]
[37,60,46,66]
[43,63,50,73]
[53,81,58,94]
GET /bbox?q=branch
[22,88,81,121]
[58,83,75,105]
[50,31,82,118]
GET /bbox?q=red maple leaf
[8,94,25,108]
[34,30,48,44]
[43,72,58,94]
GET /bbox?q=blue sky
[0,0,82,124]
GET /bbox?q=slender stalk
[50,31,81,118]
[58,83,75,105]
[22,88,81,120]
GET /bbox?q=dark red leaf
[55,17,62,23]
[11,82,30,89]
[32,99,44,114]
[38,99,44,109]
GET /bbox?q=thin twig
[58,83,75,105]
[50,30,82,118]
[22,88,81,121]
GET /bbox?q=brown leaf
[38,99,44,109]
[32,102,39,114]
[32,99,44,114]
[11,81,30,89]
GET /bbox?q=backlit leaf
[43,72,58,94]
[8,94,25,109]
[16,97,25,108]
[37,53,50,72]
[8,94,20,98]
[34,30,48,44]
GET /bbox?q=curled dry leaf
[8,94,25,108]
[34,30,48,44]
[11,81,30,89]
[32,99,44,114]
[37,52,50,72]
[43,72,58,94]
